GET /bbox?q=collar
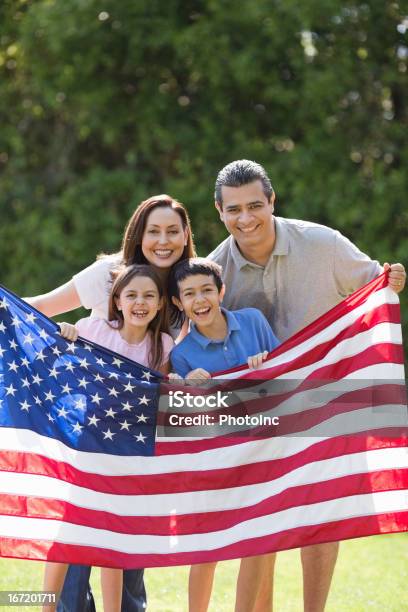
[189,308,241,348]
[230,216,290,269]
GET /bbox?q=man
[207,159,406,612]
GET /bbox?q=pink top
[75,317,174,368]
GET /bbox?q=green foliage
[0,0,406,341]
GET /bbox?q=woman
[27,193,195,612]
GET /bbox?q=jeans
[57,565,146,612]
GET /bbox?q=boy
[168,257,280,612]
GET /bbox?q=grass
[0,534,407,611]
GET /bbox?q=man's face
[216,180,275,249]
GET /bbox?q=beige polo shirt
[208,217,382,342]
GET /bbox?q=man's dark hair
[168,257,223,302]
[214,159,274,206]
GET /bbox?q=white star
[61,383,72,394]
[31,373,43,384]
[0,322,5,332]
[5,384,17,396]
[90,392,102,405]
[94,373,104,383]
[11,316,22,328]
[121,401,133,412]
[136,413,148,423]
[83,343,92,352]
[0,298,8,309]
[7,360,18,372]
[124,372,134,380]
[19,400,31,412]
[47,412,55,422]
[138,395,150,406]
[44,390,56,402]
[142,370,152,381]
[103,428,115,440]
[123,381,135,392]
[72,422,84,433]
[20,356,30,367]
[105,407,117,418]
[39,329,48,340]
[108,371,119,380]
[21,377,31,388]
[108,386,119,397]
[88,414,100,427]
[65,362,75,373]
[48,366,59,379]
[33,395,42,406]
[74,397,86,410]
[57,407,69,418]
[35,349,46,362]
[78,377,89,389]
[66,342,77,353]
[134,432,147,443]
[112,357,123,368]
[0,346,5,357]
[51,345,62,357]
[96,357,106,367]
[120,420,131,431]
[25,312,36,324]
[23,333,34,345]
[9,339,18,350]
[79,357,89,369]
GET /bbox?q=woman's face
[142,206,188,269]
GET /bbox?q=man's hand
[383,263,406,294]
[247,350,268,369]
[185,368,211,384]
[59,322,78,341]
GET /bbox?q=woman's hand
[59,322,79,341]
[247,350,268,369]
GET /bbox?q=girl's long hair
[108,264,169,371]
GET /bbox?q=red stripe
[1,510,406,569]
[0,435,406,495]
[0,468,406,536]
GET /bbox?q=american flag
[0,274,407,568]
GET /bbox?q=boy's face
[173,274,225,328]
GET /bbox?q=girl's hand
[59,322,79,341]
[185,368,211,384]
[247,350,268,369]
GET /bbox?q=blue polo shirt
[170,308,280,377]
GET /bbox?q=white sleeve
[333,231,382,297]
[72,256,118,315]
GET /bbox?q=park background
[0,1,407,610]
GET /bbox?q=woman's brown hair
[108,264,169,371]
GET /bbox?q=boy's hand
[168,372,185,385]
[59,322,78,341]
[247,350,268,369]
[185,368,211,384]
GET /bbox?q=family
[28,159,406,612]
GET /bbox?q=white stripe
[0,489,406,554]
[2,446,407,516]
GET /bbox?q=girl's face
[142,207,188,269]
[115,276,162,329]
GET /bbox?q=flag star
[39,329,48,340]
[47,412,55,422]
[23,333,35,345]
[120,420,131,431]
[25,312,36,324]
[124,372,134,380]
[11,316,22,328]
[0,298,8,309]
[123,381,135,392]
[121,401,133,412]
[51,345,62,357]
[91,392,102,405]
[134,432,147,443]
[79,357,89,369]
[35,349,46,362]
[88,414,100,427]
[108,386,119,397]
[138,395,150,406]
[105,407,117,418]
[66,342,77,353]
[0,346,5,357]
[65,362,75,373]
[136,413,148,423]
[33,395,42,405]
[5,384,17,396]
[32,373,43,384]
[72,422,84,434]
[44,390,56,402]
[74,398,86,410]
[7,360,19,372]
[61,383,72,394]
[57,407,69,418]
[20,356,30,367]
[108,371,119,380]
[96,357,106,367]
[103,428,115,440]
[83,343,92,352]
[21,377,31,388]
[19,400,31,412]
[48,366,59,379]
[112,357,123,368]
[78,377,89,389]
[94,373,104,383]
[0,322,5,333]
[141,370,152,381]
[9,339,18,350]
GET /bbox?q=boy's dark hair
[168,257,223,303]
[214,159,274,206]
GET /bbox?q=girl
[42,264,174,612]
